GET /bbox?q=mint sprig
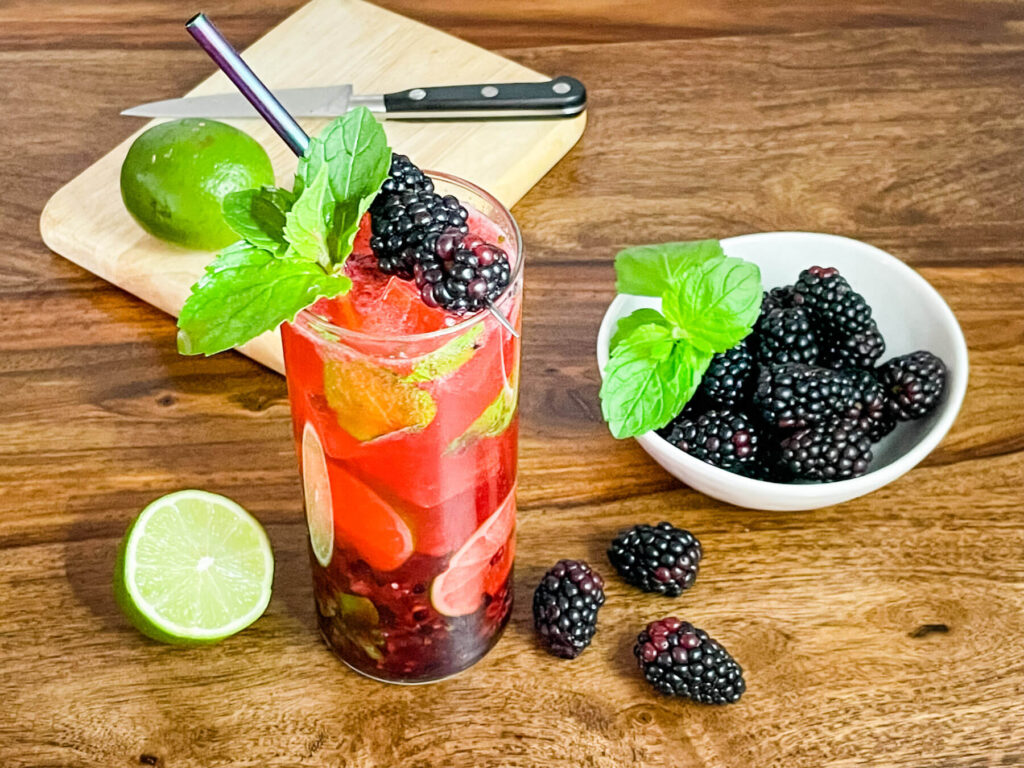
[614,239,723,297]
[662,255,761,354]
[282,164,334,264]
[177,107,391,356]
[176,243,351,356]
[222,186,295,254]
[296,107,391,204]
[600,241,761,438]
[609,308,669,353]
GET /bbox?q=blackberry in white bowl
[596,232,968,511]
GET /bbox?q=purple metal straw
[185,13,310,157]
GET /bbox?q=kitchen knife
[122,76,586,120]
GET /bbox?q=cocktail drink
[169,97,520,682]
[281,173,521,683]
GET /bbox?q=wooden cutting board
[39,0,585,374]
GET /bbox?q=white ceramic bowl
[596,232,968,511]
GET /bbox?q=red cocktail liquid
[281,186,521,683]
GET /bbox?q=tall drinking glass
[281,173,522,683]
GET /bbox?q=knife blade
[122,77,586,120]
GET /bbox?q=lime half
[114,490,274,644]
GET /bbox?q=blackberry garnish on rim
[415,229,513,314]
[369,154,512,313]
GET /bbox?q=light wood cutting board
[39,0,585,374]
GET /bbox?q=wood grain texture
[5,2,1024,767]
[4,0,1024,49]
[38,0,585,372]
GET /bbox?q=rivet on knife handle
[382,77,586,119]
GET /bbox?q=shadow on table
[63,500,145,634]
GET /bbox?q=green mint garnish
[297,107,391,204]
[177,106,391,356]
[600,242,761,438]
[176,243,352,356]
[221,186,295,254]
[609,307,670,353]
[614,239,723,297]
[661,255,761,354]
[283,164,334,264]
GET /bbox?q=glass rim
[296,170,524,343]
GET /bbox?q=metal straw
[185,13,310,156]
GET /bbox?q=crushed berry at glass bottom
[314,550,514,683]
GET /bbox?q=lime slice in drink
[430,488,516,617]
[113,490,274,644]
[324,358,436,442]
[302,422,334,567]
[446,361,519,454]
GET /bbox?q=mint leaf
[615,240,723,297]
[177,243,351,356]
[405,324,483,383]
[610,308,671,353]
[180,107,391,356]
[283,165,333,265]
[662,256,761,354]
[294,135,325,196]
[222,186,295,254]
[600,323,712,438]
[300,108,390,204]
[327,197,367,265]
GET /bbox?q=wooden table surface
[4,2,1024,766]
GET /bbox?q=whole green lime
[120,118,275,250]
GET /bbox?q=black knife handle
[383,76,586,118]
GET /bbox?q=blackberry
[755,306,819,366]
[761,285,804,314]
[753,363,864,430]
[379,153,435,197]
[634,618,745,704]
[820,320,886,370]
[695,343,755,409]
[739,461,784,482]
[877,351,947,421]
[843,367,896,441]
[794,266,873,337]
[659,409,760,474]
[532,559,606,659]
[369,154,469,279]
[777,419,873,482]
[607,522,701,597]
[414,229,512,314]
